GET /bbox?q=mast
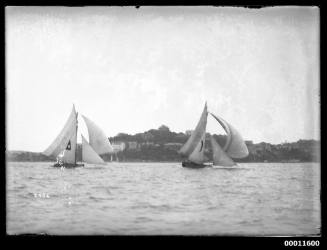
[75,110,78,166]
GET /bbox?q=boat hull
[182,161,208,169]
[53,163,84,168]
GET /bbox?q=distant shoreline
[6,159,319,164]
[6,137,320,163]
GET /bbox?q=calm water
[6,162,320,236]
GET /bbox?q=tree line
[6,125,320,162]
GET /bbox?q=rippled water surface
[7,162,320,235]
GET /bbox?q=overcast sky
[6,6,319,152]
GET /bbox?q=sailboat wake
[211,167,249,171]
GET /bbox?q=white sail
[82,115,114,155]
[210,113,249,159]
[179,102,208,157]
[81,135,105,165]
[43,105,77,158]
[210,135,235,166]
[57,129,77,164]
[188,128,206,164]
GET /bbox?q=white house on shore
[111,142,126,152]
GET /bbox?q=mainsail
[81,135,105,164]
[210,113,249,159]
[179,102,208,157]
[210,135,235,166]
[43,105,78,158]
[82,115,114,155]
[57,130,77,165]
[188,129,206,164]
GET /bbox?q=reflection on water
[6,162,320,235]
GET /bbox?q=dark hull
[53,163,84,168]
[182,161,208,169]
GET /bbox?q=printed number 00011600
[284,240,320,247]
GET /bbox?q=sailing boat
[178,102,249,168]
[43,105,113,168]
